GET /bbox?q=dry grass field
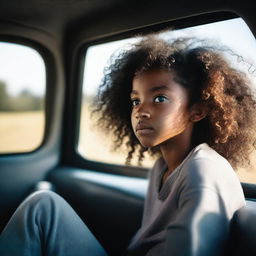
[1,105,256,183]
[0,111,44,152]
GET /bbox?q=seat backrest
[228,200,256,256]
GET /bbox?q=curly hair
[92,34,256,169]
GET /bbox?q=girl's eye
[154,95,168,103]
[131,99,140,106]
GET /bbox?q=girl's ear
[189,103,208,122]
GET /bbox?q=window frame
[0,36,53,156]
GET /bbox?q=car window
[0,42,46,153]
[78,17,256,183]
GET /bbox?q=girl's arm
[165,187,228,256]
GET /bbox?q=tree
[0,83,44,111]
[0,81,10,111]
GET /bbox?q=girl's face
[131,69,194,148]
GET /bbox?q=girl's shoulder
[185,143,234,175]
[180,143,242,193]
[179,143,245,215]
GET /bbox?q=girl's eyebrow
[130,90,138,96]
[131,85,171,96]
[149,85,171,92]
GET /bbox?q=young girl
[0,34,256,256]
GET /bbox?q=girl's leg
[0,190,107,256]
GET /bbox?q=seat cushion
[228,200,256,256]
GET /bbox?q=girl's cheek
[131,108,137,119]
[131,112,136,128]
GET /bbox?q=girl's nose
[135,110,151,119]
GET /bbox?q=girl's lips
[136,128,154,135]
[136,123,154,135]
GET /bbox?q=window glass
[78,17,256,183]
[0,42,46,153]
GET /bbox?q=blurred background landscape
[0,80,44,152]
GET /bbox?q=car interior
[1,0,256,255]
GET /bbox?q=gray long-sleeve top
[125,143,245,256]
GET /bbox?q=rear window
[0,42,46,154]
[78,17,256,183]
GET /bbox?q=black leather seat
[228,200,256,256]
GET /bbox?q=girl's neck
[159,128,194,181]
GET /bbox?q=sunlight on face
[131,70,193,148]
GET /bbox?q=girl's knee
[27,190,59,201]
[22,190,67,212]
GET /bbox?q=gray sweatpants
[0,190,108,256]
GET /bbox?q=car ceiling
[0,0,255,39]
[0,0,144,34]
